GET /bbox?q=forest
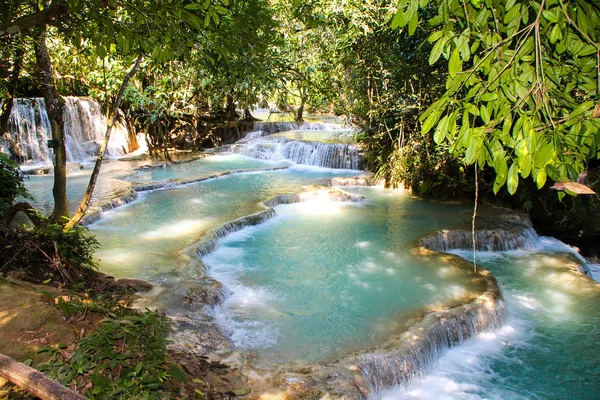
[1,0,600,399]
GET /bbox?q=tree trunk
[64,51,143,230]
[242,107,257,121]
[160,122,172,161]
[146,131,155,159]
[34,28,69,224]
[296,101,304,122]
[3,202,45,228]
[0,353,87,400]
[225,93,237,120]
[0,46,25,162]
[0,46,23,135]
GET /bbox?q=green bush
[0,152,31,216]
[0,223,100,286]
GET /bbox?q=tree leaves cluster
[393,0,600,196]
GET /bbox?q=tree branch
[3,202,46,229]
[0,353,87,400]
[0,0,67,37]
[64,50,145,230]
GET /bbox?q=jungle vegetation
[1,0,599,234]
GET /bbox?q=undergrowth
[0,223,100,287]
[38,297,185,399]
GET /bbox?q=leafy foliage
[0,223,99,286]
[0,152,31,215]
[39,300,175,400]
[393,0,600,195]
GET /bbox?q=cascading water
[253,121,342,134]
[3,98,53,163]
[420,212,541,252]
[4,97,136,165]
[237,125,363,169]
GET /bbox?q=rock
[185,280,227,306]
[108,278,153,293]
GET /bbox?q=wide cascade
[236,122,363,169]
[3,97,136,165]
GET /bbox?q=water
[22,154,283,217]
[6,97,134,165]
[269,129,357,144]
[238,134,363,169]
[204,188,485,366]
[121,154,290,183]
[22,162,138,216]
[89,165,360,284]
[382,246,600,399]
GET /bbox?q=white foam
[376,296,536,400]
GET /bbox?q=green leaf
[429,39,445,65]
[465,136,477,164]
[434,115,449,144]
[215,5,228,14]
[184,3,203,11]
[549,24,562,44]
[546,164,561,181]
[569,101,594,120]
[535,168,547,189]
[408,10,418,35]
[480,104,490,124]
[422,109,442,134]
[391,11,403,29]
[465,103,480,116]
[534,143,554,167]
[480,92,498,102]
[542,9,558,23]
[428,31,444,43]
[195,388,207,399]
[507,163,519,194]
[449,48,461,77]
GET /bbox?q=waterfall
[421,213,541,252]
[253,121,342,134]
[421,227,540,252]
[238,136,363,169]
[359,293,506,397]
[5,97,136,165]
[4,98,53,163]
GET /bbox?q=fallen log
[0,353,87,400]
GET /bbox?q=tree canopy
[393,0,600,196]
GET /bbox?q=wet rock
[108,278,153,293]
[326,176,380,187]
[21,167,53,175]
[420,208,537,252]
[185,280,227,306]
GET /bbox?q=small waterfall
[5,98,53,163]
[239,136,363,169]
[421,227,540,252]
[359,295,506,396]
[253,121,341,134]
[421,212,541,253]
[6,97,136,165]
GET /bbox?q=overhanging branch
[0,0,67,37]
